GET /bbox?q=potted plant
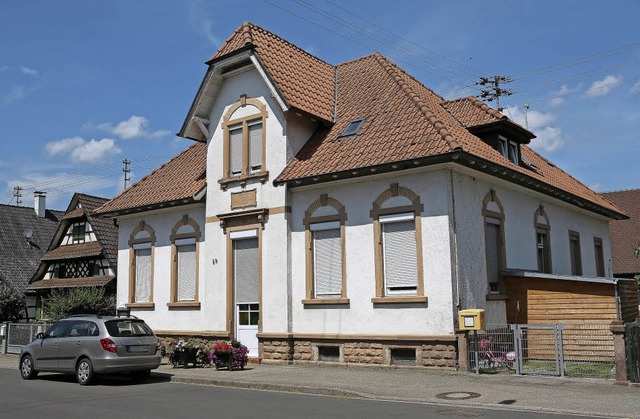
[210,339,249,371]
[166,338,209,368]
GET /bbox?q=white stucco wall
[451,167,613,325]
[116,205,209,332]
[289,168,456,336]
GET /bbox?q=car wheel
[20,355,38,380]
[130,370,151,382]
[76,358,94,386]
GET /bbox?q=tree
[44,287,115,321]
[0,286,26,322]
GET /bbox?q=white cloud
[584,75,623,98]
[548,83,582,107]
[3,85,28,105]
[96,115,170,140]
[45,137,121,163]
[19,66,38,76]
[186,0,220,45]
[630,79,640,94]
[504,106,564,152]
[0,66,8,71]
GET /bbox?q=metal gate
[626,322,640,383]
[5,323,51,354]
[512,324,564,377]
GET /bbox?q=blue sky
[1,0,639,210]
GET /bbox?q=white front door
[232,233,259,358]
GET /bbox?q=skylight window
[339,118,365,137]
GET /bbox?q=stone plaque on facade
[231,189,257,209]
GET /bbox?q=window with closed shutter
[134,248,152,302]
[485,220,501,293]
[381,218,418,295]
[177,243,197,301]
[248,121,262,173]
[312,227,342,298]
[229,125,243,176]
[234,237,259,303]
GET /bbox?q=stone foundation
[260,337,458,369]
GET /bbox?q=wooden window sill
[485,294,508,301]
[167,302,201,309]
[218,171,269,189]
[302,298,350,306]
[126,302,155,309]
[371,296,428,304]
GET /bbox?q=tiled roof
[600,189,640,275]
[0,205,63,292]
[441,96,506,127]
[41,241,103,261]
[211,22,335,122]
[75,194,118,271]
[95,143,206,216]
[27,275,115,290]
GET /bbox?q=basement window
[339,118,365,137]
[318,346,340,362]
[390,348,416,365]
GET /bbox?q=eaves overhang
[97,196,204,219]
[275,150,627,221]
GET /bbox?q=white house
[96,23,629,367]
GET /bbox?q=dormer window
[339,118,365,137]
[498,135,519,165]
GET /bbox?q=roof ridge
[336,52,378,67]
[601,188,640,194]
[464,96,507,120]
[373,53,460,150]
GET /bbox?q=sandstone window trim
[370,183,426,304]
[534,205,552,274]
[219,97,269,188]
[127,221,156,309]
[168,215,202,309]
[482,190,507,300]
[302,194,349,306]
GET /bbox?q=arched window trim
[168,215,202,309]
[127,221,156,308]
[220,96,269,189]
[302,194,349,305]
[534,205,553,274]
[370,183,426,304]
[482,190,507,300]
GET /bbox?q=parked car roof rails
[66,314,102,319]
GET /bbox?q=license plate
[127,345,147,353]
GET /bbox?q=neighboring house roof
[27,275,115,290]
[28,193,119,291]
[0,204,63,292]
[101,22,625,221]
[600,189,640,276]
[95,142,206,216]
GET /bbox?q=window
[127,221,156,308]
[339,118,365,137]
[169,216,201,308]
[371,183,426,304]
[534,206,552,274]
[497,135,520,165]
[222,97,268,184]
[303,194,348,305]
[390,348,417,365]
[61,221,95,245]
[594,237,605,277]
[569,231,582,276]
[483,190,506,297]
[45,258,109,279]
[318,346,340,362]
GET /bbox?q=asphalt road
[0,369,594,419]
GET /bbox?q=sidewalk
[3,353,639,418]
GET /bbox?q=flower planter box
[172,348,198,368]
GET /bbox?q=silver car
[19,315,161,385]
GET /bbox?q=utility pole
[122,159,131,191]
[524,102,530,129]
[12,186,22,206]
[477,75,515,112]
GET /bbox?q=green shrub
[44,287,115,321]
[0,286,26,322]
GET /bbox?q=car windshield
[105,320,154,337]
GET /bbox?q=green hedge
[45,287,115,321]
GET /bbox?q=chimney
[34,191,46,218]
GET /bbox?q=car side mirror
[35,332,45,340]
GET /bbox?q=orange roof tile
[600,189,640,275]
[95,143,206,215]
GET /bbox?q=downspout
[449,168,462,328]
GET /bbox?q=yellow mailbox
[458,309,485,331]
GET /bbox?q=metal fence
[4,322,52,354]
[468,323,615,379]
